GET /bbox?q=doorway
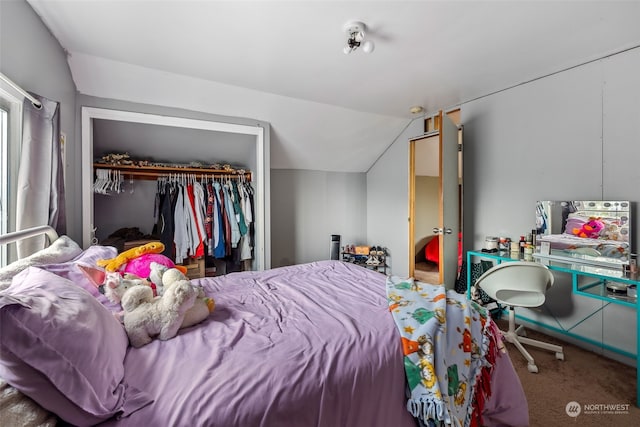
[408,110,461,288]
[80,107,271,270]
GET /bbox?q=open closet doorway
[81,107,270,270]
[409,110,462,288]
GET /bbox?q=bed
[538,210,630,261]
[0,226,528,427]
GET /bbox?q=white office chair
[475,261,564,373]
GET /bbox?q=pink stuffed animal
[572,218,604,239]
[121,253,179,283]
[97,241,187,280]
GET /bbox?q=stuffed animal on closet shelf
[122,281,197,348]
[149,262,215,328]
[572,218,604,239]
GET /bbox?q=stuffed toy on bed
[149,262,215,328]
[101,272,154,322]
[572,218,604,239]
[102,272,152,304]
[122,280,197,348]
[97,241,188,278]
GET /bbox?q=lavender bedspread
[100,261,415,427]
[98,260,527,427]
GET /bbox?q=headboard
[0,226,59,249]
[1,226,59,265]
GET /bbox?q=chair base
[500,308,564,373]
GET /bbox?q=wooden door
[409,110,460,288]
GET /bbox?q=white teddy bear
[149,262,215,328]
[149,261,185,296]
[103,271,152,305]
[122,280,197,348]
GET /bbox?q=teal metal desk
[466,250,640,407]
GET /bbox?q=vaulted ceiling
[27,1,640,172]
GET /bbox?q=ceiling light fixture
[409,106,425,115]
[343,21,375,54]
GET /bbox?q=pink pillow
[0,267,152,425]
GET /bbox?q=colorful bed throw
[386,276,499,427]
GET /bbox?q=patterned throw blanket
[386,276,499,427]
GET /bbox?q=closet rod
[0,72,42,109]
[115,170,252,180]
[94,165,251,181]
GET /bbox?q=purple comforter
[100,261,416,426]
[100,260,527,427]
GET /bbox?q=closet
[81,107,270,272]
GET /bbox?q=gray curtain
[15,94,66,258]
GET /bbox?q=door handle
[433,228,453,235]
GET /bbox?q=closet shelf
[93,163,252,181]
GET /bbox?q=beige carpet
[494,319,640,426]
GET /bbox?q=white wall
[366,47,639,364]
[366,119,424,277]
[0,0,76,238]
[67,52,408,174]
[460,48,640,364]
[73,95,369,267]
[368,47,640,280]
[462,47,640,253]
[271,169,367,267]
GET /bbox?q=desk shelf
[466,250,639,407]
[574,278,637,307]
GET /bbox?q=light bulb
[362,40,375,54]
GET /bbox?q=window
[0,107,7,265]
[0,87,23,266]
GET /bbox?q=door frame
[81,107,270,269]
[408,130,440,280]
[408,109,462,285]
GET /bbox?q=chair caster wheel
[527,364,539,373]
[555,352,564,361]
